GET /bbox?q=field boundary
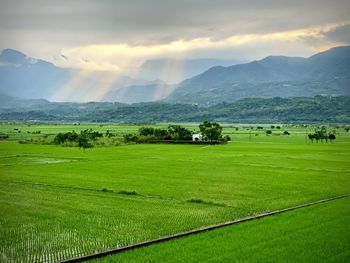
[60,193,350,263]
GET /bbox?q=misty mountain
[137,58,245,83]
[0,92,50,109]
[166,46,350,105]
[0,49,173,103]
[1,46,349,106]
[0,49,73,99]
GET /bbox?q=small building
[192,133,203,141]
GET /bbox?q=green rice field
[96,197,350,263]
[0,123,349,262]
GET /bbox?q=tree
[53,133,68,144]
[308,133,315,143]
[78,134,93,152]
[329,133,336,142]
[199,121,223,142]
[168,125,192,141]
[308,127,336,144]
[223,135,231,142]
[139,127,155,136]
[266,130,272,135]
[154,128,168,139]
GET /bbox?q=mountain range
[0,49,175,103]
[0,46,349,105]
[0,49,240,103]
[166,46,350,105]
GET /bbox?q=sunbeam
[50,69,124,102]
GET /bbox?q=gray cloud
[0,0,349,65]
[322,24,350,43]
[1,0,350,45]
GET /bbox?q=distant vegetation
[307,126,336,143]
[53,129,103,149]
[123,122,227,144]
[51,122,226,149]
[0,96,349,123]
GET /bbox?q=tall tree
[199,121,223,142]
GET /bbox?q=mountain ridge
[165,45,350,105]
[137,58,245,83]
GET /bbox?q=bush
[53,131,78,144]
[0,133,9,140]
[123,134,139,143]
[138,135,158,143]
[139,127,155,136]
[163,134,172,140]
[222,135,231,142]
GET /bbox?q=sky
[0,0,350,74]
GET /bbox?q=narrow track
[60,193,350,263]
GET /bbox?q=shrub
[222,135,231,142]
[123,134,139,143]
[138,135,158,143]
[0,133,9,140]
[53,131,78,144]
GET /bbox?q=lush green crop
[0,123,349,262]
[96,198,350,263]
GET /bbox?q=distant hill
[0,95,349,123]
[0,93,50,109]
[166,46,350,105]
[137,58,245,83]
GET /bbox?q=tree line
[124,121,230,144]
[53,129,103,150]
[1,96,350,123]
[308,126,336,143]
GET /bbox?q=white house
[192,133,203,141]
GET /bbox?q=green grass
[0,123,349,261]
[96,198,350,263]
